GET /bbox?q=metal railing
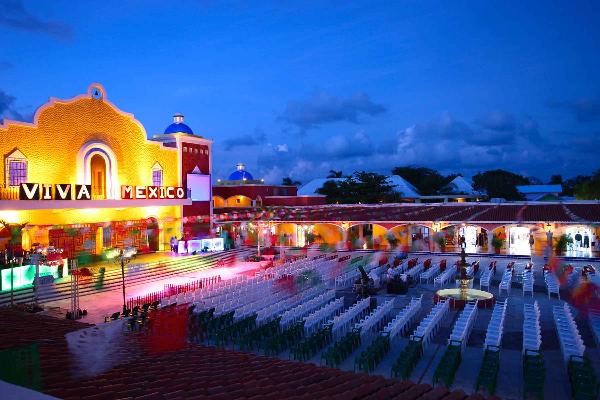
[0,184,19,200]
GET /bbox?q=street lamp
[113,249,133,315]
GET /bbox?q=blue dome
[229,170,254,180]
[164,122,194,135]
[164,113,194,135]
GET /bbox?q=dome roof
[228,163,254,181]
[164,113,194,135]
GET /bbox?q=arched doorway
[147,218,159,251]
[90,154,106,199]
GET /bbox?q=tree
[317,171,401,204]
[563,175,591,196]
[575,170,600,200]
[391,166,458,195]
[549,174,563,185]
[472,169,530,200]
[327,170,343,178]
[281,177,301,186]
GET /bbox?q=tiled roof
[215,203,600,223]
[1,308,498,400]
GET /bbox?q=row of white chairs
[434,265,457,288]
[484,300,507,349]
[304,297,344,334]
[405,262,425,280]
[553,302,585,362]
[255,286,325,324]
[330,297,371,339]
[449,300,478,352]
[544,272,560,300]
[523,301,541,353]
[411,300,450,348]
[335,270,361,289]
[420,263,440,284]
[479,268,493,291]
[355,299,395,340]
[280,290,336,329]
[589,309,600,347]
[522,270,535,297]
[498,267,512,295]
[383,296,422,340]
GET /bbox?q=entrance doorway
[458,226,478,253]
[90,154,106,199]
[565,226,594,257]
[147,218,159,251]
[508,227,531,255]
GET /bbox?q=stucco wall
[0,86,179,190]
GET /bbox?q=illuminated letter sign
[41,184,53,200]
[19,183,40,200]
[159,187,166,199]
[75,184,91,200]
[166,187,175,199]
[176,187,186,199]
[55,184,72,200]
[121,185,133,199]
[147,186,159,199]
[135,186,147,199]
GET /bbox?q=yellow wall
[0,87,179,189]
[225,195,252,207]
[313,223,343,244]
[213,196,225,208]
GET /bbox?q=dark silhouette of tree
[391,166,458,195]
[574,170,600,200]
[472,169,530,200]
[281,177,301,186]
[317,171,401,204]
[549,174,563,185]
[563,175,591,196]
[327,170,343,178]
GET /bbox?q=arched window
[5,149,28,186]
[152,162,163,186]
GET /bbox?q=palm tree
[327,170,343,178]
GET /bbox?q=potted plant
[491,235,504,254]
[555,234,573,255]
[435,234,447,251]
[386,232,399,249]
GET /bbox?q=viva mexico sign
[19,183,187,201]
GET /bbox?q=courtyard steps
[0,248,253,306]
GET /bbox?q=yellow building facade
[0,84,206,257]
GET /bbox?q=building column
[487,231,494,254]
[429,228,436,252]
[546,230,553,257]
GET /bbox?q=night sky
[1,0,599,184]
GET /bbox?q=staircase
[0,248,253,306]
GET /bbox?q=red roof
[215,203,600,224]
[0,308,498,400]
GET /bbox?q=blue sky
[1,0,599,184]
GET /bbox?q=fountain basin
[434,288,495,309]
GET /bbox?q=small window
[8,161,27,186]
[236,198,241,204]
[152,169,163,186]
[183,147,188,152]
[204,149,209,155]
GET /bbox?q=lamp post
[114,249,133,315]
